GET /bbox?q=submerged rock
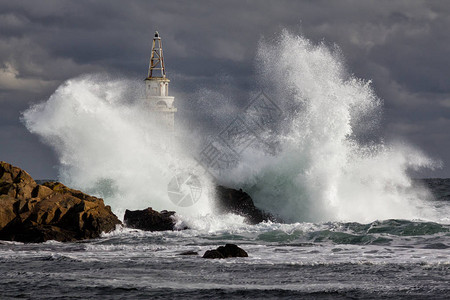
[178,250,198,256]
[0,161,121,243]
[215,185,274,224]
[203,243,248,259]
[124,207,184,231]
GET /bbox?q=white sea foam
[219,31,441,223]
[22,74,215,218]
[22,32,442,225]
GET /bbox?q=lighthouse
[145,31,177,132]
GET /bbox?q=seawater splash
[22,32,442,225]
[220,31,441,223]
[22,74,214,219]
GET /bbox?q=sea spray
[219,31,440,223]
[22,74,215,219]
[22,33,442,225]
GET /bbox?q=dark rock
[203,249,224,259]
[124,207,183,231]
[215,185,274,224]
[217,243,249,257]
[0,161,121,243]
[202,243,248,259]
[178,250,198,256]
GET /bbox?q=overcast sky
[0,0,449,179]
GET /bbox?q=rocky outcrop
[124,207,184,231]
[0,161,121,243]
[203,244,248,259]
[215,185,274,224]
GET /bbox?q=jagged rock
[0,161,121,243]
[0,162,36,201]
[203,244,248,259]
[32,184,53,199]
[215,185,274,224]
[0,196,15,229]
[124,207,183,231]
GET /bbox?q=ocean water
[10,31,449,298]
[1,179,449,299]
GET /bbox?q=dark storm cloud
[0,0,449,177]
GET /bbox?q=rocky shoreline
[0,161,272,243]
[0,161,121,243]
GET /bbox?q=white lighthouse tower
[145,31,177,132]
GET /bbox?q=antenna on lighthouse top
[147,31,166,78]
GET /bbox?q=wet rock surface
[215,185,274,224]
[0,161,121,243]
[124,207,183,231]
[203,244,248,259]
